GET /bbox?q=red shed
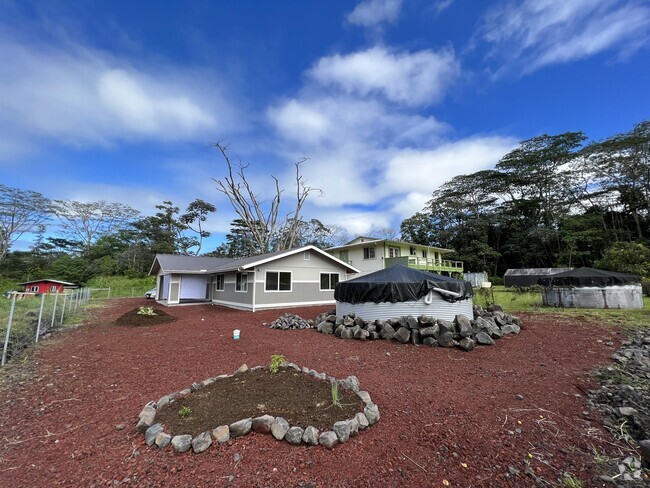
[17,279,77,294]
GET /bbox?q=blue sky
[2,0,649,252]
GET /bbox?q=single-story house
[149,245,359,310]
[17,279,77,294]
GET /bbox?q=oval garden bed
[136,362,380,453]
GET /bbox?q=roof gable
[209,245,359,274]
[17,279,76,286]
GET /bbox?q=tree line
[2,121,648,285]
[400,120,650,277]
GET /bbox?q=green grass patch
[87,275,156,298]
[473,286,650,329]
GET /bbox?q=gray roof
[150,246,359,276]
[149,254,234,275]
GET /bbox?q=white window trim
[215,274,225,291]
[304,251,310,261]
[30,285,39,292]
[409,246,417,256]
[235,272,249,293]
[264,270,292,293]
[319,272,340,291]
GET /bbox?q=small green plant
[178,406,192,418]
[269,354,285,374]
[562,474,583,488]
[331,381,342,408]
[137,306,157,316]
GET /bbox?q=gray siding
[212,271,253,308]
[254,251,349,308]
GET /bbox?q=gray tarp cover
[538,267,641,287]
[334,265,473,304]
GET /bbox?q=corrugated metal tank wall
[336,294,474,321]
[542,285,644,309]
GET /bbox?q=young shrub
[137,306,157,316]
[269,354,285,374]
[178,406,192,418]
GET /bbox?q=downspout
[251,268,256,312]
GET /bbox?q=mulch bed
[0,298,638,487]
[114,307,176,326]
[156,368,362,436]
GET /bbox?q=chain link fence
[1,288,92,366]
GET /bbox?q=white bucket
[233,329,240,340]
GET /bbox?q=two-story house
[326,236,463,278]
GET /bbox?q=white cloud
[347,0,403,28]
[382,136,517,194]
[0,35,235,160]
[479,0,650,74]
[308,46,460,106]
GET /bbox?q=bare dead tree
[211,143,320,254]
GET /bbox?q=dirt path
[0,299,627,487]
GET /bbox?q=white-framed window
[363,247,376,259]
[265,271,292,292]
[422,250,428,258]
[388,247,400,258]
[340,250,349,262]
[304,251,310,261]
[49,286,57,292]
[215,274,225,291]
[320,273,340,290]
[30,285,39,292]
[236,273,248,292]
[409,246,417,256]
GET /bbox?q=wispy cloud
[0,31,238,161]
[347,0,403,28]
[433,0,454,16]
[308,46,460,107]
[479,0,650,74]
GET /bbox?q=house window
[320,273,340,290]
[363,247,376,259]
[30,285,39,292]
[49,286,57,292]
[388,247,400,258]
[409,246,417,256]
[215,274,225,291]
[265,271,291,291]
[304,251,310,261]
[422,250,428,258]
[340,250,349,262]
[236,273,248,292]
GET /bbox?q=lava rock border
[135,363,380,453]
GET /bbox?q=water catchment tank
[538,268,643,309]
[334,265,474,321]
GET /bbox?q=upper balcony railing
[385,256,464,273]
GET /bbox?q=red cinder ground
[0,299,628,487]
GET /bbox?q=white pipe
[431,287,462,298]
